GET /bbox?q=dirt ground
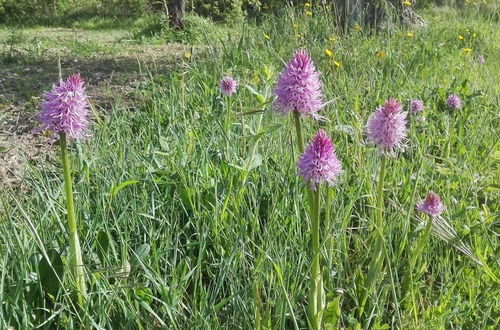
[0,28,190,187]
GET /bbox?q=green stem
[224,96,232,136]
[375,156,387,231]
[359,155,387,318]
[293,112,323,329]
[402,215,434,297]
[293,112,314,206]
[325,188,333,269]
[293,112,305,153]
[254,281,262,330]
[411,215,433,274]
[308,187,323,329]
[60,133,87,308]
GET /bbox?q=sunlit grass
[0,4,498,329]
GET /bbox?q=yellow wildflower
[402,1,412,6]
[295,33,302,39]
[304,2,311,7]
[472,33,477,38]
[183,52,191,60]
[333,60,341,68]
[458,35,464,40]
[354,24,362,31]
[293,23,299,28]
[406,32,415,38]
[305,11,313,16]
[263,34,270,40]
[325,49,333,57]
[463,48,472,54]
[376,50,386,58]
[328,36,336,42]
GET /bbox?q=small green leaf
[244,84,267,104]
[158,135,170,151]
[323,296,341,327]
[110,179,140,196]
[38,249,64,297]
[96,231,110,265]
[244,153,263,172]
[132,243,150,266]
[483,184,500,192]
[135,287,153,304]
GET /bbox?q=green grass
[1,4,499,329]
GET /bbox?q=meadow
[0,3,499,329]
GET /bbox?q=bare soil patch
[0,28,190,187]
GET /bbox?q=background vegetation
[0,0,488,25]
[1,0,499,329]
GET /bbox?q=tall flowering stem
[219,76,238,135]
[60,133,87,307]
[360,156,387,317]
[360,99,407,317]
[293,112,306,153]
[39,74,90,310]
[403,191,445,298]
[293,112,320,328]
[298,130,342,329]
[371,156,387,280]
[376,158,386,233]
[275,50,331,329]
[309,186,322,329]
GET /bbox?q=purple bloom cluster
[39,74,90,139]
[366,98,407,155]
[417,191,445,217]
[446,94,462,109]
[274,49,324,118]
[219,76,238,96]
[297,129,342,190]
[410,99,424,114]
[477,55,485,64]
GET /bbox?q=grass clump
[0,4,499,329]
[132,13,227,45]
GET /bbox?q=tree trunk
[332,0,423,33]
[168,0,185,30]
[332,0,388,34]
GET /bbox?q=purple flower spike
[447,94,462,109]
[219,76,238,96]
[39,74,90,139]
[410,99,424,114]
[417,191,445,217]
[366,98,407,155]
[477,55,485,64]
[298,129,342,190]
[274,49,324,118]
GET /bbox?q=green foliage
[133,13,227,44]
[0,4,499,329]
[226,0,246,24]
[0,0,151,25]
[38,249,64,298]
